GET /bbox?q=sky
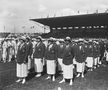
[0,0,108,33]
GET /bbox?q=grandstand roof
[30,13,108,28]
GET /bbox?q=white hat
[36,36,42,40]
[66,36,71,40]
[59,39,64,42]
[49,37,54,41]
[78,38,84,41]
[20,36,26,41]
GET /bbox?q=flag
[87,10,88,14]
[54,13,56,17]
[95,9,98,14]
[47,14,49,18]
[78,10,80,14]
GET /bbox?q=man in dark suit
[33,36,45,77]
[16,36,28,84]
[45,37,58,81]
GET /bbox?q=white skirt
[17,63,28,78]
[63,64,73,79]
[86,57,93,68]
[76,62,85,73]
[27,56,31,70]
[58,58,63,71]
[73,58,77,65]
[46,60,56,75]
[34,58,43,73]
[106,51,108,61]
[2,48,7,60]
[94,58,98,66]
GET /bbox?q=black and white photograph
[0,0,108,90]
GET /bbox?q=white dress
[63,64,73,79]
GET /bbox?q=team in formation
[1,35,108,85]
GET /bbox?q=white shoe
[94,66,96,69]
[90,69,93,71]
[73,65,75,69]
[99,61,102,65]
[52,76,55,81]
[21,79,26,84]
[59,79,65,83]
[46,76,51,80]
[69,79,73,86]
[76,74,80,77]
[16,79,22,83]
[35,74,41,77]
[97,65,100,67]
[81,74,84,78]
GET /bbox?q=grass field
[1,61,108,90]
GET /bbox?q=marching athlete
[85,40,94,71]
[45,37,58,81]
[59,37,74,85]
[74,39,86,78]
[33,36,45,77]
[16,36,28,84]
[57,39,65,73]
[26,36,33,73]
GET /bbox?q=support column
[50,27,53,33]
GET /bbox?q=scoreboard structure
[30,13,108,38]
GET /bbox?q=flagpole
[14,24,15,33]
[4,25,5,32]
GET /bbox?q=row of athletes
[16,36,108,85]
[1,38,17,62]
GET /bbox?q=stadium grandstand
[30,13,108,38]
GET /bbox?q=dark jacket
[86,43,94,57]
[99,41,105,53]
[62,44,74,65]
[57,44,65,58]
[105,42,108,52]
[26,41,33,56]
[45,43,58,60]
[74,43,86,63]
[93,43,100,58]
[16,43,28,64]
[33,42,45,59]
